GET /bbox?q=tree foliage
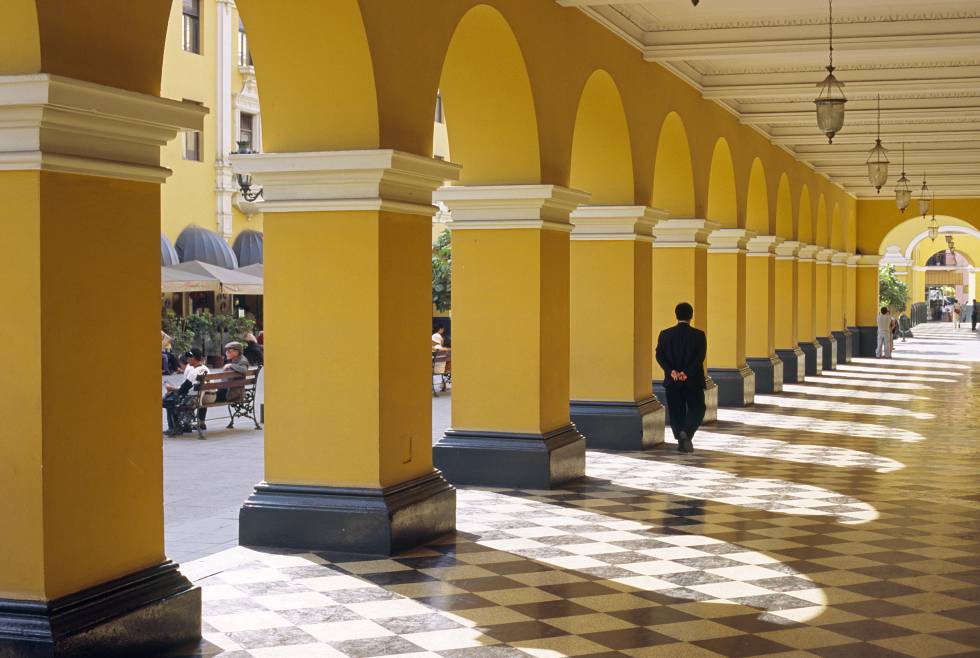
[879,264,908,312]
[432,229,452,312]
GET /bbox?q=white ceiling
[557,0,980,198]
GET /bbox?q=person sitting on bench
[163,348,208,437]
[197,341,251,430]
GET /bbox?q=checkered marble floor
[170,324,980,658]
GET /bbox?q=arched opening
[745,158,769,234]
[831,204,844,250]
[651,112,695,216]
[775,174,793,239]
[235,0,379,151]
[438,4,540,185]
[706,138,737,227]
[798,186,813,244]
[569,70,634,203]
[815,195,828,247]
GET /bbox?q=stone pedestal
[816,335,837,370]
[571,398,665,451]
[775,347,805,384]
[747,355,784,393]
[708,366,756,407]
[799,341,823,375]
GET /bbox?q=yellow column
[651,219,718,422]
[846,254,859,330]
[569,206,665,450]
[797,244,823,375]
[707,229,755,407]
[814,248,837,370]
[774,241,805,383]
[855,255,884,356]
[433,185,590,489]
[235,150,460,553]
[745,235,783,393]
[911,268,927,304]
[830,252,849,362]
[0,75,204,654]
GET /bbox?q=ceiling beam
[814,163,980,177]
[702,77,980,100]
[743,107,980,126]
[772,130,980,146]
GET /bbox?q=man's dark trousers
[665,383,706,442]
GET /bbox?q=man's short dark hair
[675,302,694,321]
[881,306,889,314]
[183,347,204,360]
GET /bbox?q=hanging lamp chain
[828,0,834,70]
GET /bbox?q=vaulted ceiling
[557,0,980,198]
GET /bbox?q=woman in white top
[953,301,962,328]
[432,326,447,351]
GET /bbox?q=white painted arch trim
[903,225,980,261]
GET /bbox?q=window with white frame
[239,112,255,151]
[182,0,201,54]
[238,18,253,67]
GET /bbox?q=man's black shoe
[677,431,689,453]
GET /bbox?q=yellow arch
[439,5,540,185]
[815,195,828,247]
[706,138,738,228]
[237,0,379,152]
[775,174,793,240]
[651,112,695,216]
[569,70,634,204]
[745,158,769,234]
[831,204,844,250]
[879,214,980,255]
[798,186,813,244]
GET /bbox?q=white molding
[856,254,884,268]
[815,248,837,263]
[831,252,851,266]
[847,255,861,268]
[775,240,802,260]
[707,228,754,254]
[232,149,462,216]
[215,0,234,237]
[437,185,590,231]
[797,244,821,262]
[570,205,665,241]
[651,218,719,249]
[0,74,206,183]
[746,234,783,256]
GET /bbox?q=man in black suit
[655,302,707,454]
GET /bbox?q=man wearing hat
[198,342,251,430]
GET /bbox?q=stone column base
[707,366,756,407]
[0,562,200,658]
[832,330,850,363]
[434,425,585,489]
[852,326,878,357]
[240,471,456,556]
[816,336,837,370]
[775,347,805,384]
[799,341,823,375]
[571,397,665,451]
[746,355,784,394]
[653,377,718,425]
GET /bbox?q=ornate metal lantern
[894,144,911,212]
[917,174,930,217]
[814,0,846,143]
[866,95,889,193]
[232,140,263,202]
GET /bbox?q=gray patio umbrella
[233,229,264,267]
[175,225,239,269]
[161,233,179,267]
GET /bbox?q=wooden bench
[176,367,262,439]
[432,350,451,397]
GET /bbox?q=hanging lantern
[814,0,846,143]
[866,95,889,193]
[917,174,930,217]
[894,143,911,212]
[927,217,939,241]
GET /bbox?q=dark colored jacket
[655,322,707,390]
[244,341,264,366]
[225,355,250,375]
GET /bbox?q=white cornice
[435,184,590,231]
[570,205,665,241]
[831,252,851,265]
[775,240,802,260]
[651,218,719,248]
[0,74,206,183]
[746,234,783,256]
[707,228,755,253]
[815,248,837,263]
[232,149,462,216]
[797,244,821,261]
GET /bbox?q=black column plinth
[653,377,718,425]
[240,470,456,556]
[747,355,784,394]
[0,562,200,658]
[799,341,823,375]
[434,424,585,489]
[571,397,665,451]
[775,347,805,384]
[832,330,849,363]
[853,326,877,357]
[707,366,755,407]
[816,336,837,371]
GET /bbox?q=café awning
[169,260,263,295]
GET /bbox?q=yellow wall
[706,251,746,367]
[745,254,775,357]
[798,259,815,342]
[774,256,799,348]
[858,198,980,255]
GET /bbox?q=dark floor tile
[480,560,555,575]
[581,627,676,649]
[730,593,816,610]
[843,581,925,599]
[811,643,916,658]
[538,581,621,598]
[695,634,791,657]
[833,599,917,618]
[450,576,528,592]
[234,581,312,596]
[480,620,569,642]
[822,620,914,641]
[611,606,697,626]
[508,600,597,619]
[416,593,500,611]
[359,570,438,586]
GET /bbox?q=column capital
[652,218,719,248]
[707,228,755,253]
[233,149,462,216]
[847,254,861,267]
[0,73,206,183]
[855,254,883,268]
[745,234,783,257]
[570,205,666,241]
[831,251,851,266]
[775,240,802,260]
[436,184,590,230]
[797,244,821,261]
[815,248,836,263]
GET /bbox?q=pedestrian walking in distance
[655,302,707,454]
